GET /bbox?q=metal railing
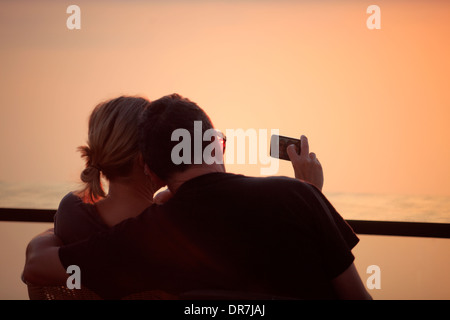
[1,207,449,239]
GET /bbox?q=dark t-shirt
[54,193,108,244]
[59,172,359,299]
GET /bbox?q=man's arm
[332,263,372,300]
[22,228,68,286]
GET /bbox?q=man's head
[139,93,224,184]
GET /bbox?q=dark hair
[139,93,214,180]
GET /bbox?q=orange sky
[0,0,449,196]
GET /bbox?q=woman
[54,96,170,244]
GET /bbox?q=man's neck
[167,164,226,194]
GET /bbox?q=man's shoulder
[214,173,320,209]
[230,173,313,192]
[223,172,296,183]
[178,172,312,193]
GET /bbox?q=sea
[1,181,449,223]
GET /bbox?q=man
[23,94,371,299]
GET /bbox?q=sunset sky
[1,0,449,197]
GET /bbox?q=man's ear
[144,163,166,190]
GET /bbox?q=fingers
[154,189,173,205]
[287,144,299,161]
[288,135,324,191]
[310,152,322,166]
[288,136,316,161]
[300,135,309,158]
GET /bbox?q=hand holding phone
[270,134,323,191]
[270,135,301,160]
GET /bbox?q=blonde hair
[77,96,151,203]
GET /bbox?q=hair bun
[80,166,100,183]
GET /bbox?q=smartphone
[270,134,301,161]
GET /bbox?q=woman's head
[77,96,151,202]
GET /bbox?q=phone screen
[270,135,301,160]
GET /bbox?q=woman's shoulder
[54,192,108,244]
[58,192,83,209]
[55,192,93,220]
